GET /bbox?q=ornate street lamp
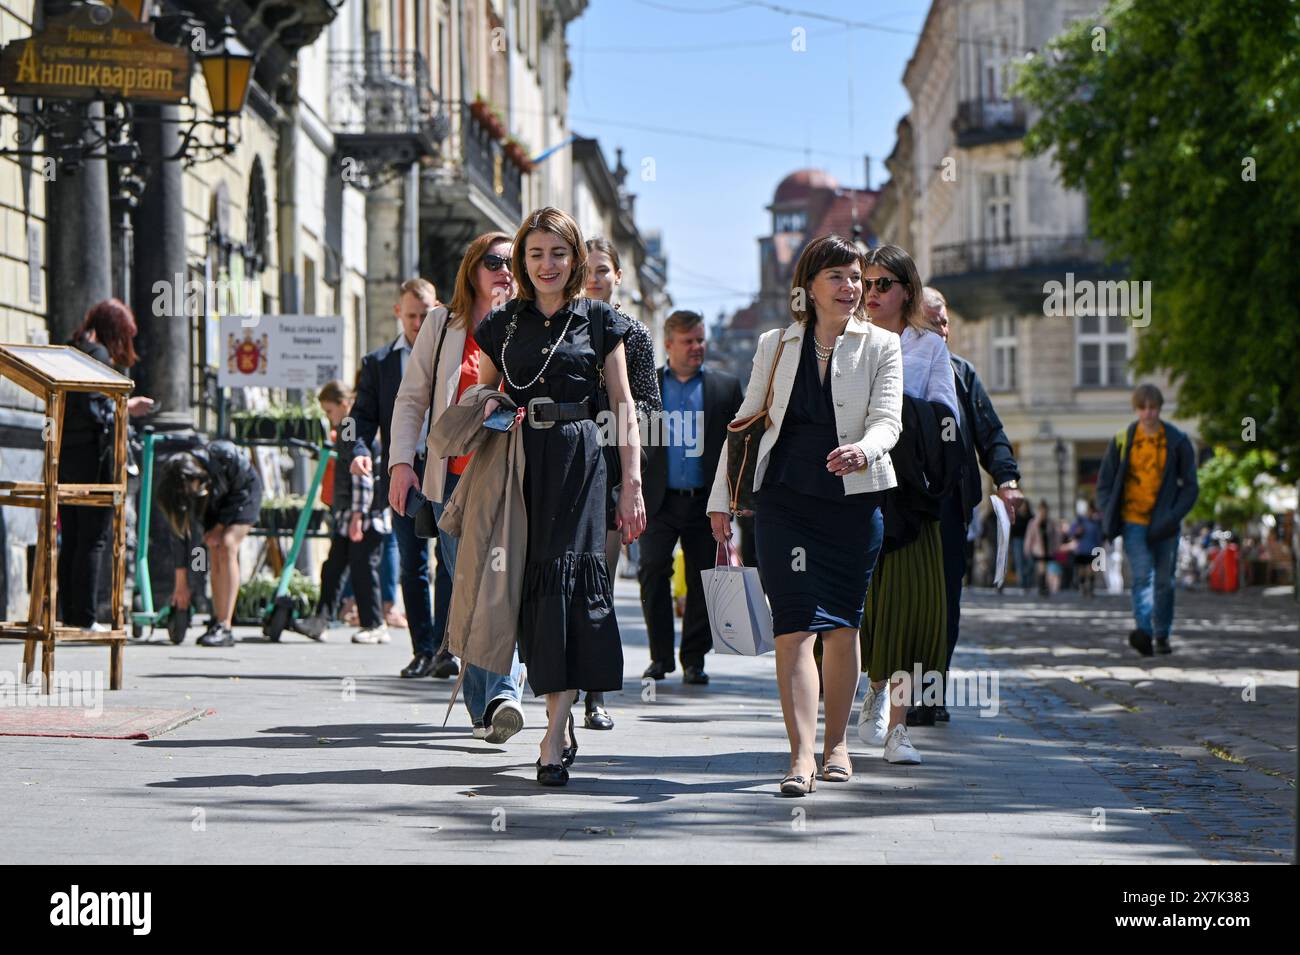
[1055,438,1068,518]
[198,28,254,118]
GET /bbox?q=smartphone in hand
[483,406,518,432]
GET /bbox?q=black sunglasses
[483,253,512,272]
[864,276,906,293]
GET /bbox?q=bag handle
[725,335,788,513]
[715,538,740,568]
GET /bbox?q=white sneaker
[883,724,922,764]
[80,622,111,634]
[472,724,488,740]
[857,684,889,745]
[352,625,390,644]
[484,698,525,744]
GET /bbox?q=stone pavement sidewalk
[0,580,1293,864]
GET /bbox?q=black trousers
[637,492,715,670]
[938,493,968,674]
[57,446,112,627]
[318,526,384,629]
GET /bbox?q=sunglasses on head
[864,276,906,293]
[482,253,511,272]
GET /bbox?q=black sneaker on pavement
[1128,628,1154,657]
[430,648,459,679]
[197,625,234,648]
[1155,638,1172,655]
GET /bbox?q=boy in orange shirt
[1095,384,1199,655]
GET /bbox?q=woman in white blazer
[387,231,528,745]
[707,234,903,795]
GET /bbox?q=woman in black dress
[475,207,646,786]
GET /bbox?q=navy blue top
[765,330,844,500]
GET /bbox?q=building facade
[888,0,1196,513]
[713,167,878,387]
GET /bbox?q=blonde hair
[511,207,587,303]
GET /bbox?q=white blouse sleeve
[926,334,960,421]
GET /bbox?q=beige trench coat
[427,384,527,680]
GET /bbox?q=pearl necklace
[813,335,836,362]
[499,308,576,391]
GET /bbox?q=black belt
[667,486,706,497]
[526,397,595,428]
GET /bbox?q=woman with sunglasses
[389,232,530,743]
[580,236,662,731]
[473,206,645,786]
[854,244,960,765]
[706,234,902,795]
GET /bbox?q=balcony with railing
[458,100,524,227]
[928,235,1119,318]
[953,98,1027,148]
[328,51,445,173]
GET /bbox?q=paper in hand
[990,494,1011,588]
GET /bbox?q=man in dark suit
[350,278,458,680]
[639,310,744,685]
[917,287,1023,724]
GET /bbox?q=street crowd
[56,205,1199,792]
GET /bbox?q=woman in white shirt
[855,244,959,766]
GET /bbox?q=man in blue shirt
[639,311,744,685]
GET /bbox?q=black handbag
[724,337,787,515]
[588,302,622,491]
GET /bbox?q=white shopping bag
[702,541,774,655]
[989,494,1011,588]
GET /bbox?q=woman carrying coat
[472,207,646,787]
[388,230,530,744]
[707,234,903,796]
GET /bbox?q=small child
[298,381,391,644]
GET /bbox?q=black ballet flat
[562,710,578,767]
[536,760,569,787]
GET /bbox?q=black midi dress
[474,298,629,696]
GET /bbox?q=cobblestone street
[0,581,1293,864]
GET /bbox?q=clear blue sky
[565,0,929,321]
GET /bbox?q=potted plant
[278,403,325,444]
[231,408,280,443]
[505,137,533,171]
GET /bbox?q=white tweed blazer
[707,317,903,514]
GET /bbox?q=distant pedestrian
[1025,499,1060,597]
[298,381,389,645]
[1010,498,1034,591]
[1096,384,1199,655]
[1070,501,1103,597]
[582,236,663,729]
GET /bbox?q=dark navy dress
[755,329,885,635]
[475,298,628,696]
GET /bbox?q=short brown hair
[1132,383,1164,410]
[317,379,353,406]
[448,231,513,330]
[789,234,869,327]
[862,244,924,331]
[511,207,586,303]
[663,310,704,339]
[399,277,438,305]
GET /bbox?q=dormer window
[774,210,806,234]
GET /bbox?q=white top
[899,325,959,418]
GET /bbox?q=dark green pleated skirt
[859,520,947,682]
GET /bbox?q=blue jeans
[393,456,435,655]
[1123,522,1179,638]
[1012,536,1034,589]
[432,470,524,724]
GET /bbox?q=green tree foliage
[1016,0,1300,477]
[1188,446,1278,531]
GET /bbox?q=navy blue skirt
[754,483,885,635]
